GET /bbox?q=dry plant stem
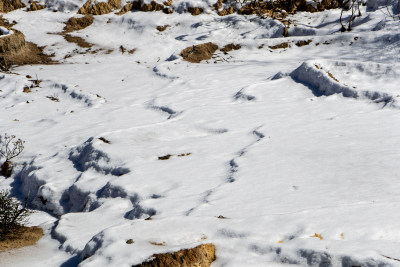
[0,134,24,161]
[0,191,32,241]
[340,0,362,31]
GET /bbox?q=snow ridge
[291,61,399,108]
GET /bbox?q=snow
[0,26,13,37]
[1,1,400,266]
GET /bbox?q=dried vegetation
[181,42,219,63]
[133,243,216,267]
[0,18,53,71]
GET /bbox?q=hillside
[0,0,400,266]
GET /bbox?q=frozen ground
[0,1,400,266]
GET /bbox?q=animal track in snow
[185,127,265,215]
[147,99,181,119]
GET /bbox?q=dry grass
[0,18,55,70]
[133,243,216,267]
[78,0,120,15]
[269,42,289,49]
[0,226,43,251]
[63,15,94,33]
[26,0,46,11]
[188,7,203,15]
[220,43,241,52]
[157,25,169,32]
[181,42,218,63]
[63,34,92,48]
[295,40,312,47]
[0,0,25,13]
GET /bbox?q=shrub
[0,133,25,177]
[0,190,32,241]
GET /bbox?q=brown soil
[133,243,216,267]
[0,0,25,13]
[188,7,203,15]
[269,42,289,49]
[181,42,218,63]
[141,1,164,12]
[214,0,234,16]
[218,6,234,16]
[116,2,140,15]
[78,0,121,15]
[0,226,43,251]
[238,0,342,18]
[0,29,25,53]
[295,39,312,47]
[0,28,54,70]
[63,34,92,48]
[26,0,46,11]
[220,43,241,52]
[156,25,169,32]
[162,7,172,13]
[158,154,172,160]
[63,15,93,33]
[177,153,191,157]
[0,16,15,27]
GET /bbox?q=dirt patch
[141,1,164,12]
[133,243,216,267]
[220,43,241,52]
[78,0,120,15]
[214,0,234,16]
[269,42,289,49]
[63,15,93,33]
[26,0,46,11]
[0,29,25,53]
[162,7,173,13]
[0,17,15,28]
[116,0,174,14]
[181,42,218,63]
[295,39,312,47]
[238,0,342,18]
[0,0,25,13]
[218,6,234,16]
[178,153,191,157]
[158,154,172,160]
[0,226,43,251]
[163,0,172,5]
[63,34,92,48]
[116,1,140,15]
[156,25,169,32]
[0,29,54,70]
[188,7,203,15]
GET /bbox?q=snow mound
[290,60,400,108]
[69,137,130,176]
[0,26,13,37]
[14,154,79,216]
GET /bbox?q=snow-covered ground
[1,1,400,266]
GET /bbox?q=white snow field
[0,0,400,266]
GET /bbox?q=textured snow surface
[1,1,400,266]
